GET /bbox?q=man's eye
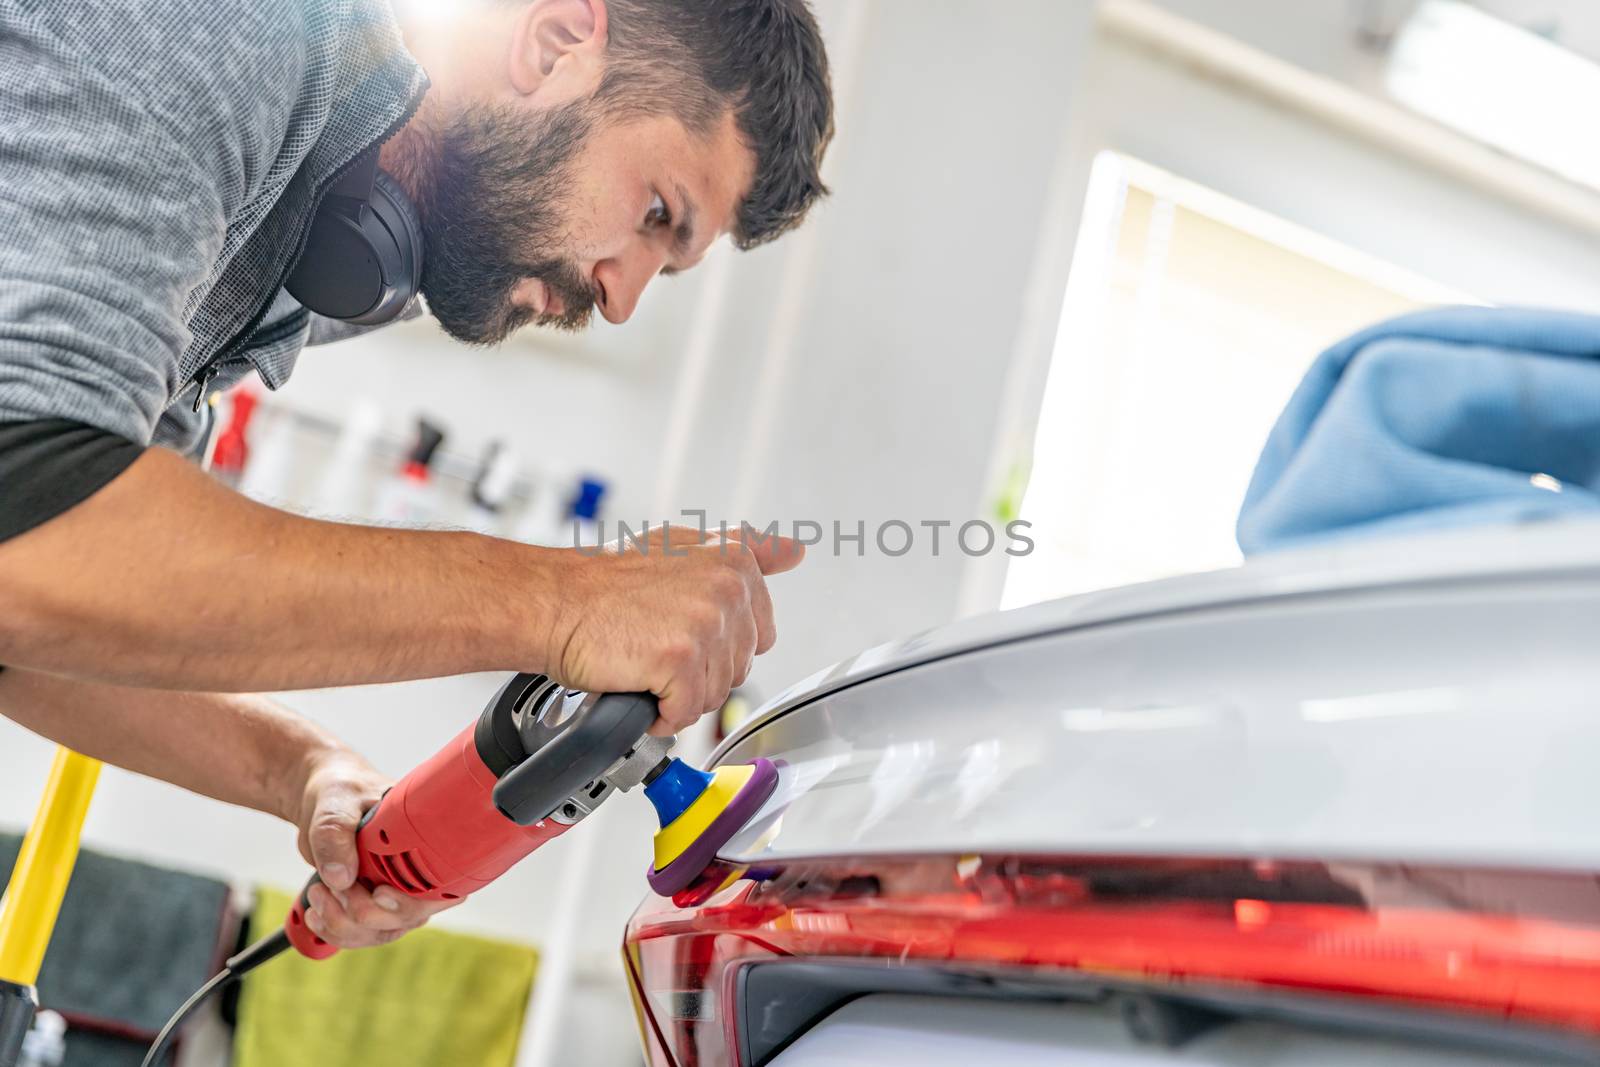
[646,193,672,228]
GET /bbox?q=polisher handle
[285,795,388,960]
[491,691,659,825]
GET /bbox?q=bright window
[1002,152,1473,608]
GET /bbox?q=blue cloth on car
[1237,307,1600,555]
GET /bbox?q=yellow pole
[0,748,101,985]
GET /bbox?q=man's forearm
[0,666,336,822]
[0,448,558,692]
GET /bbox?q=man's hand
[292,748,460,949]
[544,525,804,734]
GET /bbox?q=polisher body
[286,721,570,959]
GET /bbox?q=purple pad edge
[647,757,779,896]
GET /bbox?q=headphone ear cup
[370,169,424,302]
[286,166,425,326]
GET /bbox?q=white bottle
[236,404,301,507]
[311,398,384,519]
[567,477,608,550]
[511,477,572,547]
[464,440,518,535]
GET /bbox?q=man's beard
[404,101,599,345]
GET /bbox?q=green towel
[234,888,538,1067]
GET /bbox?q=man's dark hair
[594,0,834,248]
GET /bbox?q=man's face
[414,100,755,346]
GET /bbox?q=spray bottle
[208,388,259,489]
[465,440,518,535]
[375,417,447,526]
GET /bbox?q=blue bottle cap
[569,476,607,520]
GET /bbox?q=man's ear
[508,0,609,97]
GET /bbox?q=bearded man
[0,0,832,949]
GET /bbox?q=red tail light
[622,855,1600,1066]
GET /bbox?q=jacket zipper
[183,83,429,411]
[191,361,223,412]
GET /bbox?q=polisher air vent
[513,677,591,755]
[510,675,562,730]
[369,848,438,894]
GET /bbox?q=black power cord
[140,929,290,1067]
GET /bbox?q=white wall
[1080,31,1600,310]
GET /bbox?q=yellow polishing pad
[652,763,755,871]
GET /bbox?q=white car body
[627,521,1600,1066]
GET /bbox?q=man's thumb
[308,793,361,891]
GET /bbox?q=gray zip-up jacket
[0,0,427,540]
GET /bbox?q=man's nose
[594,245,668,324]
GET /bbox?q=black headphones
[285,149,424,325]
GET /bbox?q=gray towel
[0,833,233,1066]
